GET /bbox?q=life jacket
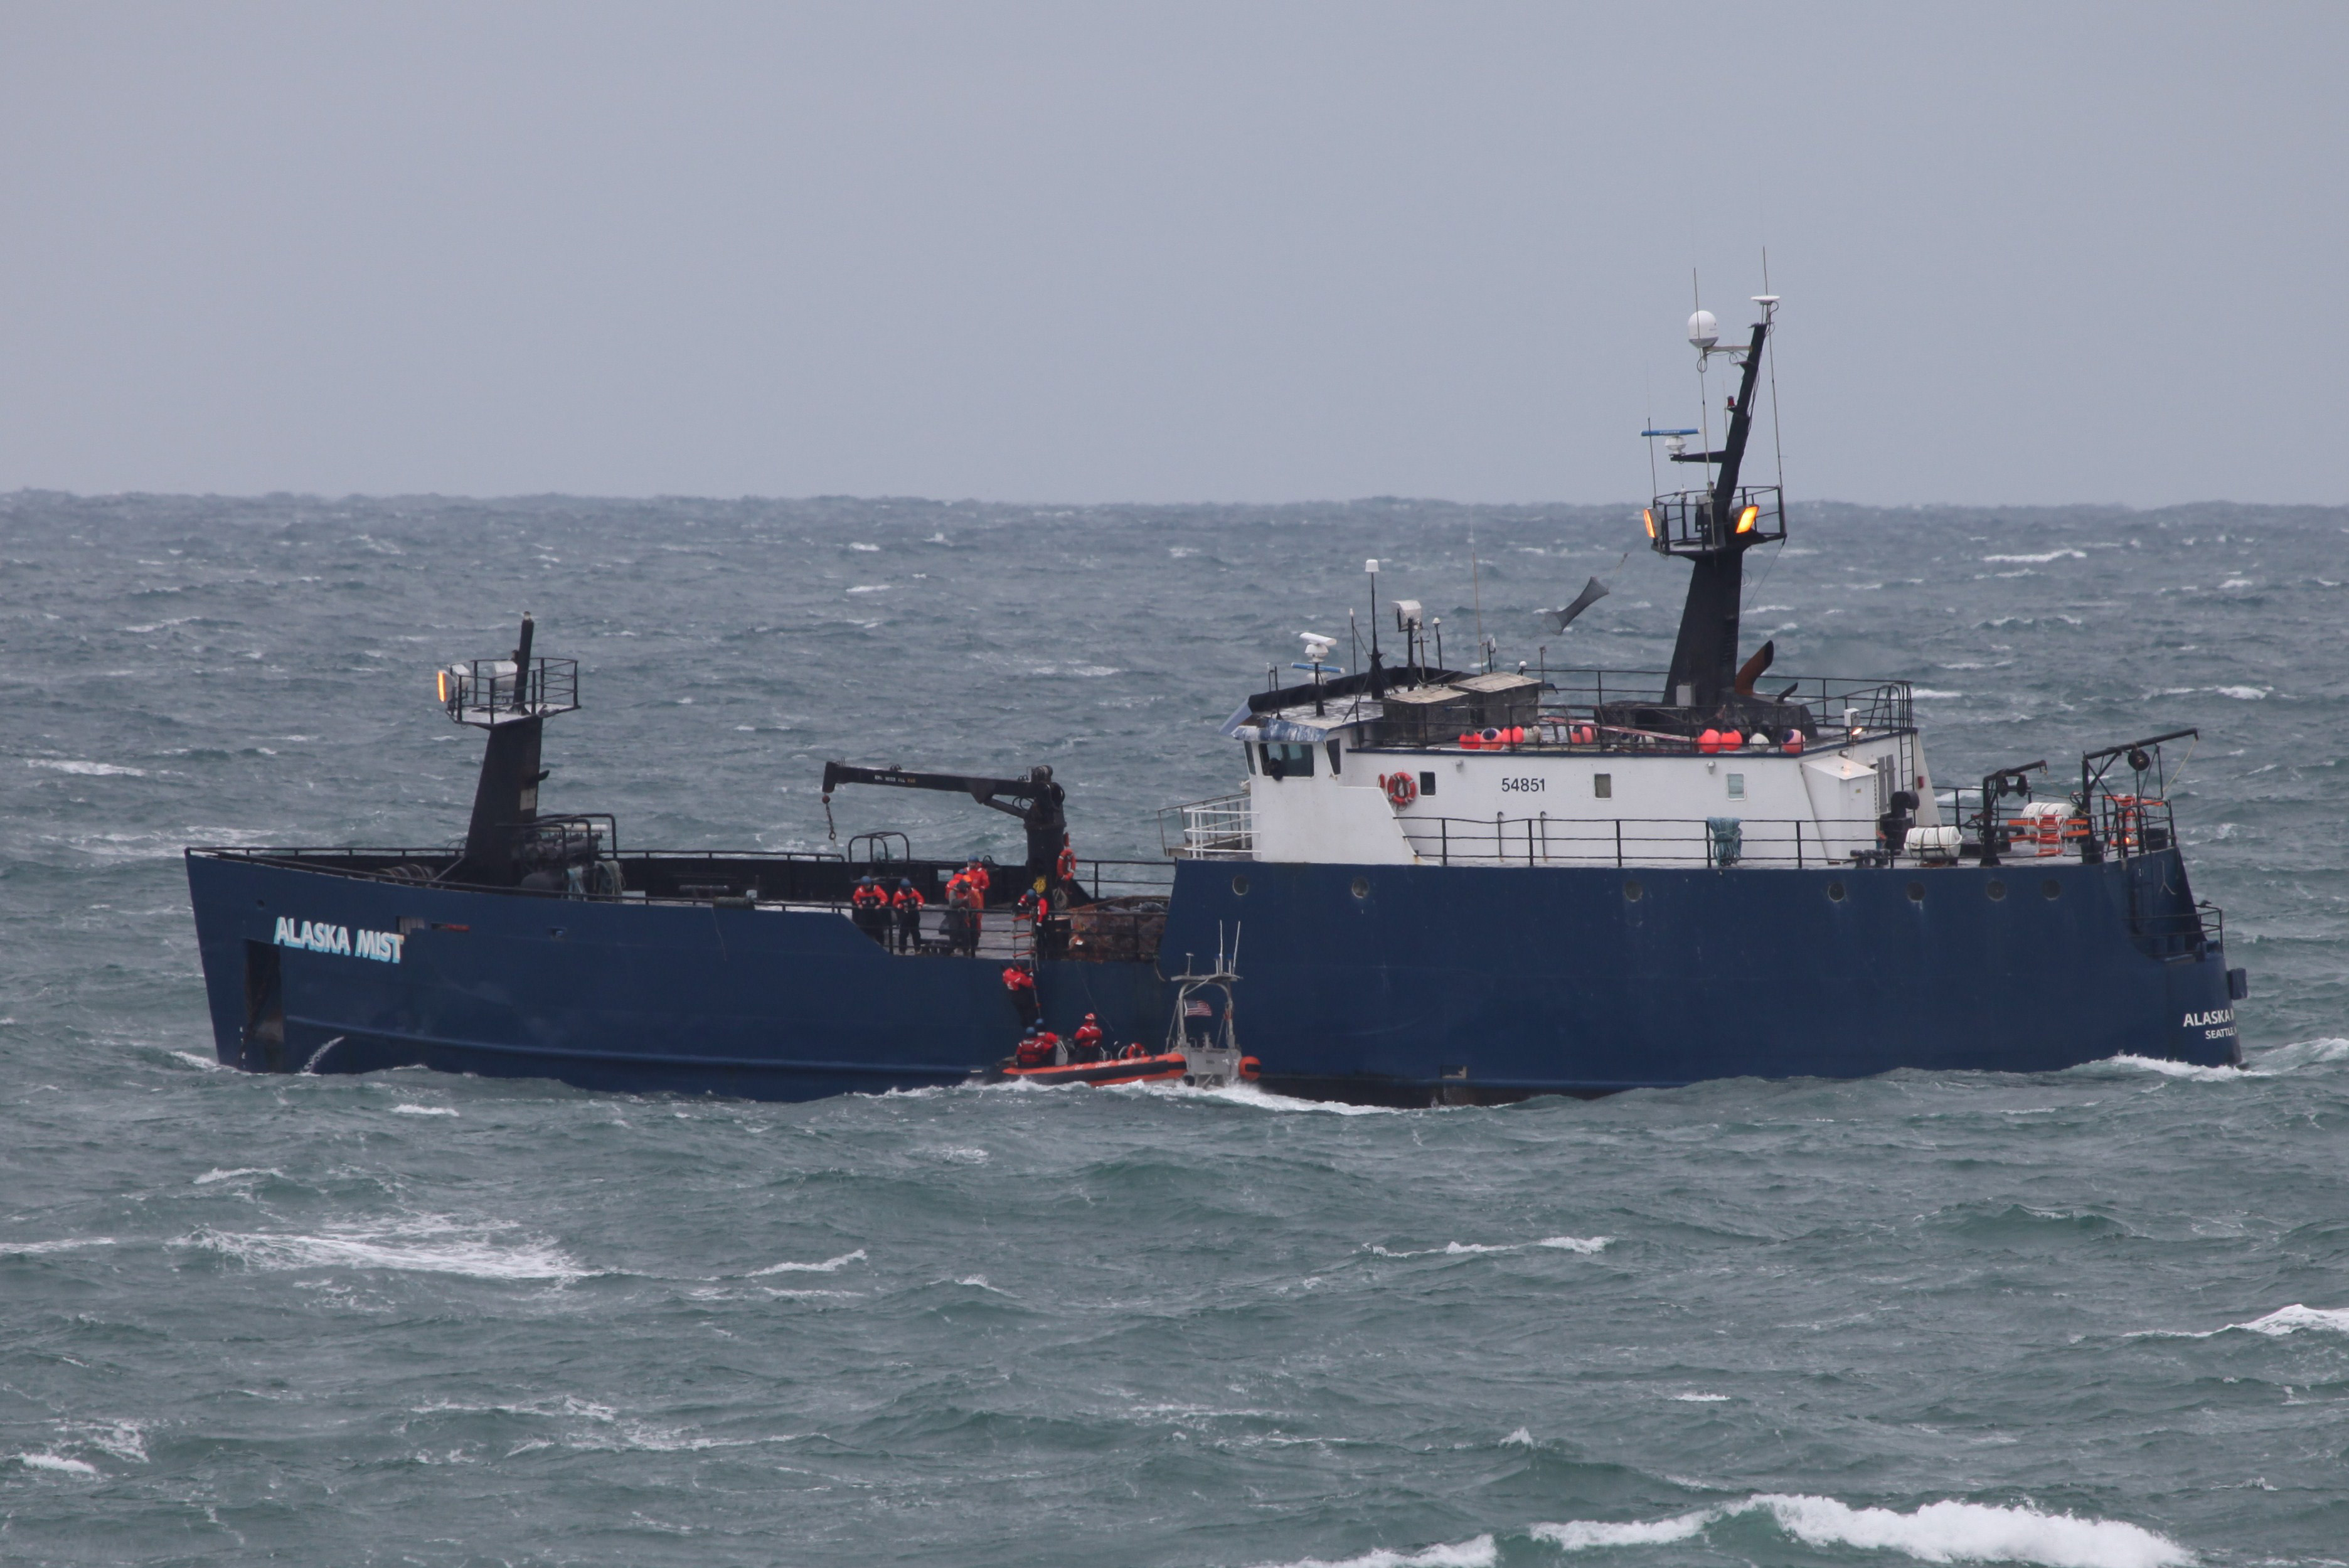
[892,886,925,910]
[851,883,887,910]
[1001,966,1034,993]
[1073,1022,1104,1050]
[967,865,991,896]
[1015,1036,1052,1067]
[1020,892,1051,922]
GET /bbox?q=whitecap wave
[390,1104,459,1116]
[1370,1236,1608,1259]
[747,1249,866,1276]
[2136,1303,2349,1340]
[2,1237,114,1256]
[184,1217,586,1283]
[2213,685,2267,700]
[26,758,146,776]
[14,1453,99,1477]
[1533,1495,2190,1567]
[194,1167,279,1185]
[1252,1536,1495,1568]
[2098,1055,2256,1082]
[1121,1080,1402,1115]
[1533,1511,1711,1549]
[1983,550,2086,563]
[2253,1036,2349,1070]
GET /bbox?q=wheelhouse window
[1263,742,1316,779]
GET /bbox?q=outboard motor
[1879,789,1919,857]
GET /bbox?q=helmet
[898,878,914,890]
[859,873,875,883]
[1022,1023,1039,1036]
[1084,1013,1097,1022]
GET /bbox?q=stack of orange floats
[1457,727,1528,750]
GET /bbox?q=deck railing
[1394,813,1885,869]
[1159,794,1254,859]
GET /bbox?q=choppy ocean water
[3,491,2345,1567]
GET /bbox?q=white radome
[1687,309,1719,349]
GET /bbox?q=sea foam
[1531,1495,2191,1567]
[1254,1536,1496,1568]
[747,1249,866,1276]
[185,1217,587,1282]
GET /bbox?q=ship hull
[186,848,2240,1104]
[1159,854,2241,1102]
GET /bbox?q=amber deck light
[1735,503,1760,534]
[1642,507,1656,540]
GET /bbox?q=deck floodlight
[1642,507,1657,540]
[1392,599,1424,632]
[1736,504,1760,534]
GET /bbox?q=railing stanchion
[1615,819,1622,869]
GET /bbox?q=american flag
[1183,1000,1214,1018]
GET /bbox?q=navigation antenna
[1467,521,1486,672]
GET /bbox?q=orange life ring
[1383,772,1418,809]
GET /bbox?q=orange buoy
[1459,731,1478,750]
[1698,728,1722,754]
[1720,729,1743,750]
[1782,730,1805,755]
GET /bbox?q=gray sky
[2,3,2341,506]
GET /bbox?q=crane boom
[819,761,1068,887]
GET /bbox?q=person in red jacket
[1001,963,1039,1027]
[849,874,890,945]
[890,878,925,953]
[1014,1025,1052,1068]
[942,870,982,956]
[1072,1013,1105,1063]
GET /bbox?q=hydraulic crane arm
[819,761,1070,888]
[819,762,1047,819]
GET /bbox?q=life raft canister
[1382,771,1419,808]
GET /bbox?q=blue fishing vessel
[185,299,2246,1103]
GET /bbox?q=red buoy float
[1698,728,1722,754]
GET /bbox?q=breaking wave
[182,1217,588,1283]
[1533,1494,2191,1567]
[748,1249,867,1277]
[1252,1537,1496,1568]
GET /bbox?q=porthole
[1826,880,1846,902]
[2042,878,2062,900]
[1350,875,1370,900]
[1231,874,1250,897]
[1622,879,1643,903]
[1906,882,1926,904]
[1986,879,2006,902]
